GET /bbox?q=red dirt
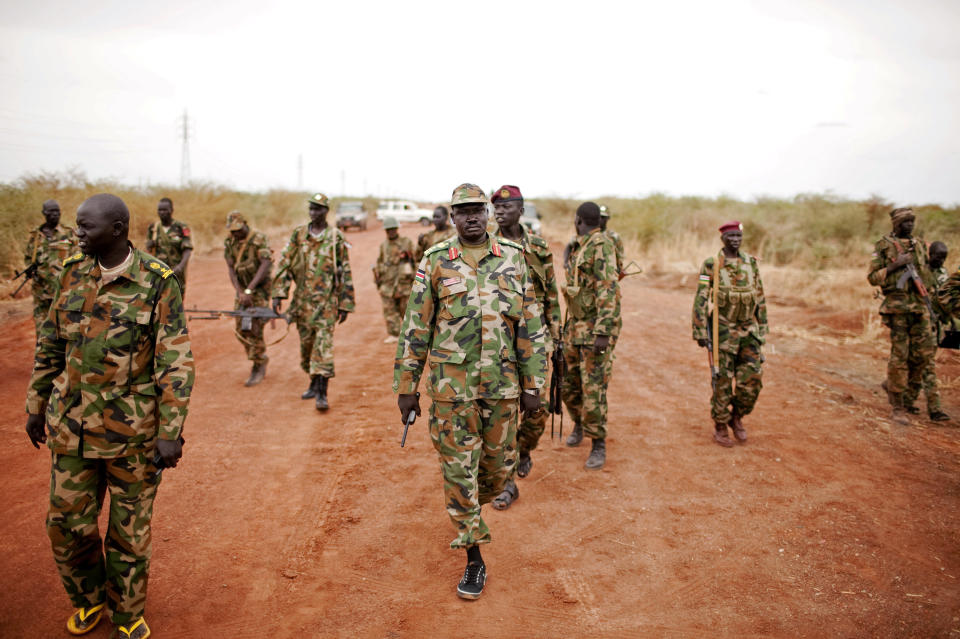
[1,222,958,638]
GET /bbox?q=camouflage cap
[450,183,489,207]
[226,210,247,231]
[307,192,330,208]
[383,216,399,230]
[490,185,523,204]
[599,205,610,218]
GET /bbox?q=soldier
[394,183,547,600]
[489,185,561,510]
[938,265,960,320]
[145,197,193,295]
[868,208,945,423]
[24,193,194,639]
[224,210,273,386]
[415,205,455,261]
[928,242,955,340]
[23,199,76,335]
[374,216,416,343]
[599,205,625,279]
[561,202,621,467]
[692,221,767,447]
[272,192,355,411]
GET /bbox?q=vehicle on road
[376,200,435,226]
[336,201,368,231]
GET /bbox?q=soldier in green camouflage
[24,193,195,639]
[561,202,621,468]
[599,205,625,279]
[928,242,956,339]
[374,216,416,342]
[224,210,273,386]
[415,205,455,261]
[867,208,946,423]
[692,221,767,447]
[489,185,560,510]
[394,183,547,600]
[145,197,193,295]
[938,265,960,320]
[23,199,77,335]
[272,192,355,410]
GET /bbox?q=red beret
[719,221,743,234]
[491,185,523,203]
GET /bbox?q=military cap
[226,210,247,231]
[490,185,523,204]
[307,192,330,207]
[719,221,743,233]
[599,205,610,218]
[450,183,489,207]
[383,216,399,230]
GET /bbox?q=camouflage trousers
[517,404,548,456]
[380,294,409,337]
[234,297,268,365]
[47,451,160,625]
[561,339,616,440]
[32,297,52,338]
[711,334,763,424]
[429,398,518,549]
[295,304,338,378]
[883,312,939,411]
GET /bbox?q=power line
[178,109,192,186]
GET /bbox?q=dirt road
[1,221,958,638]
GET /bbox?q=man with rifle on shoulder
[21,199,76,336]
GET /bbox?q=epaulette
[498,237,523,251]
[144,258,175,280]
[424,239,453,257]
[528,234,549,250]
[63,252,85,266]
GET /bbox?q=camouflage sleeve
[692,258,712,342]
[153,277,195,440]
[24,281,66,415]
[180,224,194,250]
[753,257,768,337]
[867,240,891,288]
[615,234,625,276]
[337,233,355,313]
[393,256,435,394]
[591,238,619,337]
[939,271,960,319]
[256,233,272,262]
[270,230,298,299]
[24,232,36,265]
[516,258,548,391]
[222,237,232,264]
[541,247,562,344]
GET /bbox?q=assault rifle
[11,261,39,297]
[619,260,643,280]
[186,306,289,331]
[548,345,565,439]
[705,334,720,393]
[896,264,938,328]
[400,392,420,448]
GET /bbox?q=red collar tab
[448,246,460,260]
[491,241,502,257]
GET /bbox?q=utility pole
[340,169,345,196]
[297,154,303,190]
[178,109,192,186]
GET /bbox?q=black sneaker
[456,561,486,600]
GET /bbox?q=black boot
[585,438,606,469]
[301,375,319,399]
[565,421,583,447]
[315,376,329,411]
[245,361,267,387]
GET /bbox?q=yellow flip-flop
[115,617,151,639]
[66,603,105,635]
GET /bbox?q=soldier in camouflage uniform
[692,221,767,447]
[928,242,957,341]
[224,211,273,386]
[562,202,621,468]
[938,265,960,320]
[868,208,946,423]
[599,205,626,279]
[24,199,77,335]
[374,216,416,342]
[489,185,560,509]
[272,192,355,411]
[415,205,455,261]
[24,193,194,639]
[145,197,193,295]
[394,183,547,600]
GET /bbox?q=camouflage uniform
[24,224,77,334]
[938,267,960,319]
[271,224,355,378]
[561,228,621,440]
[692,250,768,424]
[25,247,195,625]
[605,228,625,279]
[394,235,547,548]
[416,227,456,262]
[375,235,416,336]
[867,234,939,412]
[145,220,192,293]
[224,230,273,365]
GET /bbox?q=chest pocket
[101,304,155,398]
[56,294,90,342]
[497,275,524,321]
[437,280,470,321]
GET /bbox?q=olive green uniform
[24,224,77,334]
[224,231,273,365]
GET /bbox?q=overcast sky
[1,0,958,204]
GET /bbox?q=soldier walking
[415,205,455,261]
[374,216,416,342]
[272,192,354,411]
[692,221,767,446]
[394,183,547,599]
[490,185,560,509]
[145,197,192,295]
[25,193,195,639]
[23,199,76,335]
[224,211,273,386]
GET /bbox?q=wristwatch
[243,288,253,295]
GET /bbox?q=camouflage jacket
[867,234,931,314]
[393,234,548,401]
[24,224,76,303]
[938,267,960,320]
[692,250,768,344]
[605,228,625,278]
[496,227,562,345]
[25,247,195,459]
[416,227,456,262]
[562,228,621,345]
[145,220,193,268]
[375,236,416,297]
[224,230,272,293]
[271,224,355,320]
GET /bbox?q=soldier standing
[23,199,76,335]
[561,202,621,468]
[490,185,560,510]
[24,193,194,639]
[868,208,945,423]
[415,205,455,261]
[928,242,956,341]
[692,221,767,446]
[394,183,546,599]
[938,265,960,320]
[272,192,354,411]
[599,205,625,279]
[145,197,193,295]
[374,216,416,342]
[224,210,273,386]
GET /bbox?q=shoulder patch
[424,239,452,257]
[144,259,175,280]
[498,237,523,251]
[528,234,549,249]
[63,252,85,266]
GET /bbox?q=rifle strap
[233,235,253,266]
[30,228,42,263]
[711,252,721,367]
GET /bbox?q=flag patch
[699,274,710,281]
[442,277,461,287]
[415,269,426,283]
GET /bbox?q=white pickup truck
[376,200,436,226]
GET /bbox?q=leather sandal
[492,480,519,510]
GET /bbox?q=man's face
[309,204,328,224]
[433,207,449,229]
[599,216,608,230]
[230,227,248,241]
[76,205,119,257]
[895,218,915,238]
[386,228,399,240]
[157,201,173,225]
[494,200,523,229]
[452,203,488,243]
[930,248,948,269]
[42,201,61,227]
[722,230,743,253]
